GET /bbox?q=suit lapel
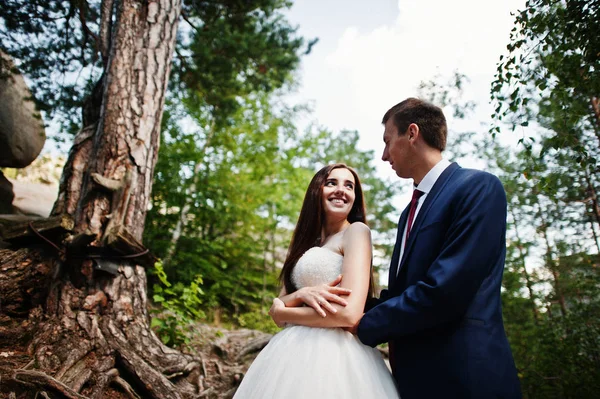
[388,206,410,288]
[397,162,460,275]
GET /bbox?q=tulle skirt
[233,325,399,398]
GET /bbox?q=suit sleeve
[364,289,389,312]
[357,174,507,347]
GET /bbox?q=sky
[283,0,526,186]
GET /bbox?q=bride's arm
[270,223,372,328]
[276,276,351,317]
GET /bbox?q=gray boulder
[0,51,46,168]
[0,171,15,214]
[8,177,58,217]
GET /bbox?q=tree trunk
[587,212,600,254]
[537,208,568,317]
[583,167,600,230]
[0,0,206,398]
[591,96,600,133]
[509,208,539,324]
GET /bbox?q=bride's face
[321,168,356,220]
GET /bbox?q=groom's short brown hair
[382,98,447,151]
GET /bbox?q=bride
[233,164,399,398]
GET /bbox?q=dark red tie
[405,189,424,246]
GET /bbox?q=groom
[355,98,521,398]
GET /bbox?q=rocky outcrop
[0,155,63,217]
[0,171,14,214]
[7,178,58,217]
[0,51,46,168]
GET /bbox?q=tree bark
[587,212,600,254]
[537,207,568,317]
[0,1,206,398]
[0,248,56,317]
[583,167,600,229]
[509,208,539,324]
[591,96,600,132]
[56,0,178,241]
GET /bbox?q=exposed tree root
[1,252,202,399]
[235,335,271,361]
[112,375,141,399]
[12,370,89,399]
[87,368,118,399]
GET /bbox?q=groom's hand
[296,274,351,317]
[343,315,363,335]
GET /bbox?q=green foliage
[146,93,305,325]
[487,6,600,394]
[490,0,600,162]
[503,294,600,398]
[150,312,193,349]
[150,261,206,347]
[175,0,315,117]
[235,310,281,335]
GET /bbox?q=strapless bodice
[291,247,343,289]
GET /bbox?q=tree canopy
[485,3,600,392]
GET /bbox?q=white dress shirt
[397,158,452,275]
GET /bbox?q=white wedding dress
[233,247,399,398]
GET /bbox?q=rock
[0,51,46,168]
[8,178,58,217]
[0,171,14,213]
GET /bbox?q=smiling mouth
[329,198,347,205]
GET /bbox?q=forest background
[1,0,598,398]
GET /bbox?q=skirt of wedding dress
[233,325,399,398]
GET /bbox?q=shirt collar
[415,158,452,194]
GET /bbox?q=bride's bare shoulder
[343,222,371,244]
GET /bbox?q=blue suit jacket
[357,163,521,399]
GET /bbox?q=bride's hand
[295,275,351,317]
[269,297,286,327]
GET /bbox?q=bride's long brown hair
[279,163,374,297]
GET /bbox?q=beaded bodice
[291,247,343,289]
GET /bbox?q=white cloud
[291,0,525,179]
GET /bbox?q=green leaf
[153,294,165,303]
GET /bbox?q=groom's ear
[407,123,420,142]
